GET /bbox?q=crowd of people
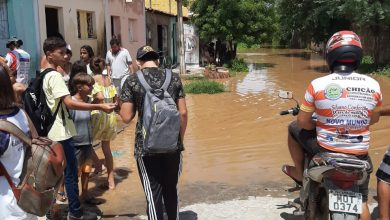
[0,35,188,220]
[0,30,389,220]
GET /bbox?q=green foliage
[359,56,377,74]
[225,58,249,72]
[190,0,278,47]
[374,66,390,76]
[277,0,390,47]
[361,56,375,65]
[184,80,225,94]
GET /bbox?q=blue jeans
[60,138,82,217]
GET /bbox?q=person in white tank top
[0,65,37,219]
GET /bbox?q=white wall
[37,0,105,61]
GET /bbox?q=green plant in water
[184,80,225,94]
[225,58,249,72]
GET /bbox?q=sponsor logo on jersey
[325,84,343,100]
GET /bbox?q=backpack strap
[0,119,32,146]
[39,68,69,126]
[161,69,172,91]
[136,69,172,91]
[0,161,21,200]
[136,70,153,92]
[0,119,33,201]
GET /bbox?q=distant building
[145,0,193,65]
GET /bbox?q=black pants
[137,152,182,220]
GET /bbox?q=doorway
[45,7,59,38]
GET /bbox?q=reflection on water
[236,63,276,96]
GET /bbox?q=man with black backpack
[119,45,188,220]
[24,37,115,220]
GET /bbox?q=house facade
[37,0,106,60]
[145,0,190,64]
[106,0,146,63]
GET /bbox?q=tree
[277,0,390,65]
[190,0,278,60]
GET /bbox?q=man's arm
[370,111,380,125]
[177,98,188,141]
[106,64,111,77]
[62,95,115,113]
[106,53,111,76]
[128,62,135,74]
[297,110,315,130]
[119,101,136,124]
[380,105,390,116]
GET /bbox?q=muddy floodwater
[92,48,390,218]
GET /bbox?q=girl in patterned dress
[90,57,118,189]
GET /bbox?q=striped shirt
[301,72,382,154]
[376,148,390,184]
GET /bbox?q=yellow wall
[146,0,189,17]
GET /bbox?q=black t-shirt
[120,67,185,157]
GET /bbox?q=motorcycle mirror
[278,90,293,99]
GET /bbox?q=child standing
[69,72,100,204]
[41,37,115,219]
[90,57,117,190]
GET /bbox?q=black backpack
[23,68,63,136]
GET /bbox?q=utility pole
[177,0,186,74]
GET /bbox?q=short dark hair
[110,38,121,46]
[69,72,94,96]
[68,60,88,91]
[43,37,67,54]
[80,45,95,58]
[90,57,105,74]
[0,66,16,109]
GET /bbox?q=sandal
[56,192,67,204]
[282,165,303,186]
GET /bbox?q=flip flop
[282,165,303,186]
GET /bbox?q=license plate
[329,189,362,214]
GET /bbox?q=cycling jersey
[300,72,382,154]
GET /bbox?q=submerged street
[55,49,390,219]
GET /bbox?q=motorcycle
[278,90,371,220]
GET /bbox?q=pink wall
[108,0,146,63]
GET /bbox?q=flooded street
[90,49,390,219]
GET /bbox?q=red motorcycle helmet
[326,30,363,72]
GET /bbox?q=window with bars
[77,10,96,39]
[128,19,135,42]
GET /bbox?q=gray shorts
[74,144,94,168]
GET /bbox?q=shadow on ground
[179,210,198,220]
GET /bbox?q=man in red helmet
[282,31,382,219]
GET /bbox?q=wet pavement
[45,49,390,219]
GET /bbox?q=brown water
[93,48,390,217]
[181,48,390,187]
